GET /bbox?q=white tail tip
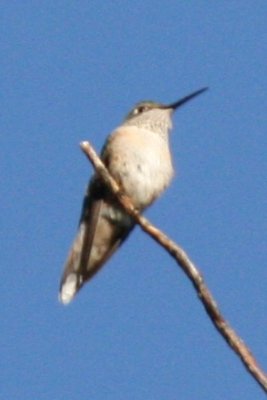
[59,273,78,305]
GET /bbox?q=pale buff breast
[103,126,174,209]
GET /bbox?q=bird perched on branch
[59,87,208,304]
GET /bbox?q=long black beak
[166,87,208,110]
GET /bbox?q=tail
[59,221,88,304]
[59,197,134,304]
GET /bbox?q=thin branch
[80,140,267,394]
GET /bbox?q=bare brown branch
[80,140,267,393]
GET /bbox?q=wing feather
[59,179,134,304]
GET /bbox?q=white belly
[105,126,174,209]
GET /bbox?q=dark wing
[59,178,134,304]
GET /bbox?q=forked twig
[80,140,267,393]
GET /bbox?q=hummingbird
[59,87,208,304]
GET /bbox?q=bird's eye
[135,105,147,114]
[128,104,149,120]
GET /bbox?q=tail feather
[59,222,87,304]
[59,197,134,304]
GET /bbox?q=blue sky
[1,1,267,398]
